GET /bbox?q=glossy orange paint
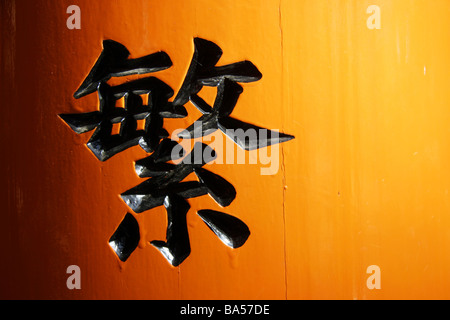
[2,0,450,300]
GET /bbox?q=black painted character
[60,38,294,267]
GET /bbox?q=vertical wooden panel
[283,0,450,299]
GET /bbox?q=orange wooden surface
[2,0,450,300]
